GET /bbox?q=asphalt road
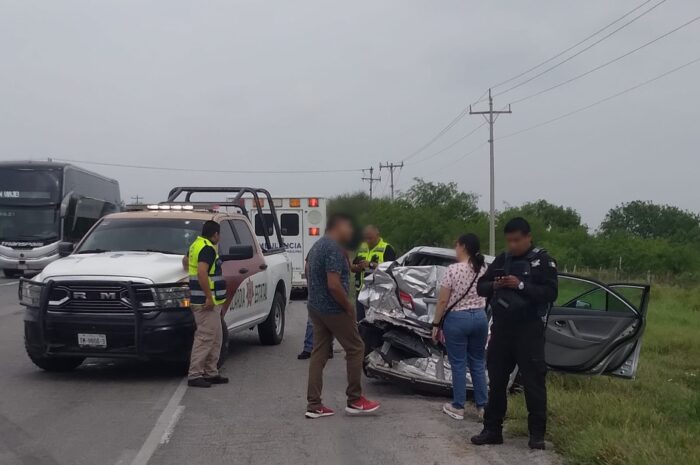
[0,278,560,465]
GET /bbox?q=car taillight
[309,227,320,236]
[308,198,319,207]
[399,290,414,311]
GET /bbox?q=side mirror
[60,191,74,218]
[574,300,592,309]
[221,245,254,261]
[58,242,75,257]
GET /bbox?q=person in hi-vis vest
[186,220,229,388]
[351,225,396,321]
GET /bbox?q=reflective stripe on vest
[188,236,227,305]
[354,238,390,291]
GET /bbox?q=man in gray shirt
[305,213,381,418]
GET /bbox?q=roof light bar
[147,204,195,211]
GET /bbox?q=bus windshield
[0,206,60,244]
[0,168,62,204]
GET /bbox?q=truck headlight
[152,286,190,309]
[19,280,44,307]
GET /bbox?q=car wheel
[258,291,285,345]
[3,269,22,279]
[218,315,230,368]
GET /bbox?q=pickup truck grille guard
[19,278,189,358]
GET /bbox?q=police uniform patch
[531,259,541,267]
[549,260,557,268]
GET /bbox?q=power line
[492,0,668,99]
[400,107,470,162]
[489,0,657,91]
[510,14,700,105]
[498,56,700,141]
[424,142,488,177]
[398,0,666,163]
[406,121,487,165]
[53,158,362,174]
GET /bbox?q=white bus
[242,196,326,291]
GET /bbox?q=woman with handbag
[432,233,488,420]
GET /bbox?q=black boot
[187,377,212,388]
[470,428,504,446]
[528,435,546,450]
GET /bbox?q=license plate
[78,333,107,348]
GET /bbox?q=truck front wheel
[258,291,285,345]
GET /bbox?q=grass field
[508,284,700,465]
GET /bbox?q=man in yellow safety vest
[187,220,229,388]
[351,225,396,321]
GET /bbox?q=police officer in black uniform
[471,217,558,450]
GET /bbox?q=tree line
[329,179,700,282]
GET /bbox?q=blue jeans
[303,318,314,353]
[443,309,488,409]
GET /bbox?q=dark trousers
[484,318,547,437]
[355,298,366,322]
[307,309,365,410]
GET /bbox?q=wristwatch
[518,281,525,291]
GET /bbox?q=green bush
[329,180,700,279]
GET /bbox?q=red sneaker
[305,405,335,419]
[345,396,381,415]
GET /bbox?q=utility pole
[379,161,404,201]
[469,89,511,256]
[361,167,381,200]
[131,195,143,205]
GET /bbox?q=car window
[280,213,299,236]
[403,252,455,267]
[254,213,274,236]
[230,220,255,247]
[218,221,237,254]
[556,276,634,313]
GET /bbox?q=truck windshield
[0,168,62,204]
[0,206,60,245]
[76,218,206,255]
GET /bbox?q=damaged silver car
[358,246,650,396]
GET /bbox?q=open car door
[545,274,650,379]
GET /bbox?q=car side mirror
[574,300,592,309]
[58,242,75,257]
[221,245,254,261]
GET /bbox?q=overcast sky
[1,0,698,228]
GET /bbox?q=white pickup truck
[19,187,292,372]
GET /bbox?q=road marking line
[128,378,188,465]
[160,405,185,445]
[0,281,18,286]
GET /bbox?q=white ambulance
[242,196,326,292]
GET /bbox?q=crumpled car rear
[358,263,477,395]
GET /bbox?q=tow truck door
[545,274,650,378]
